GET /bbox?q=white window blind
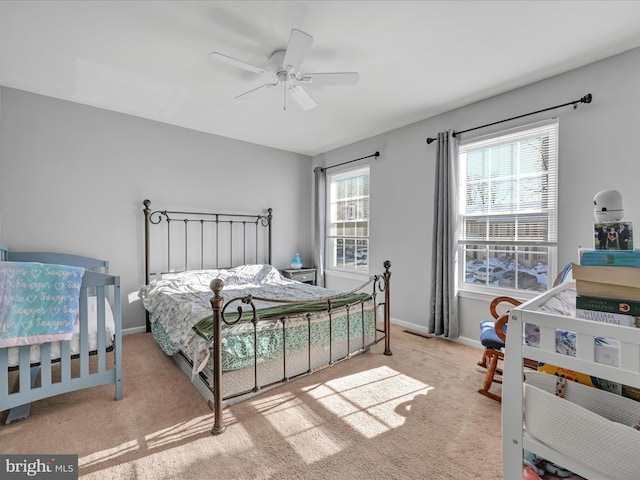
[326,166,370,273]
[458,120,558,292]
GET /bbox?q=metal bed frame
[142,199,392,434]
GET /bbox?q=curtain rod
[425,93,592,144]
[320,151,380,171]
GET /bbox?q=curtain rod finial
[426,137,436,144]
[582,93,592,104]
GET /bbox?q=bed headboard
[142,199,272,286]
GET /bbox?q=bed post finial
[267,208,273,265]
[210,278,224,294]
[210,278,226,435]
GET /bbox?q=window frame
[325,164,371,275]
[457,119,559,297]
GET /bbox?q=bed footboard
[1,268,122,422]
[208,261,392,435]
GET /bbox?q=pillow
[480,320,505,349]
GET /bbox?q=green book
[576,295,640,316]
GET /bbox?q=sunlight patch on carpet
[78,412,257,472]
[250,390,345,463]
[249,390,305,413]
[145,413,215,449]
[302,366,433,439]
[79,440,139,469]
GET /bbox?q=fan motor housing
[269,50,290,74]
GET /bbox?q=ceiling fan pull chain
[283,75,287,111]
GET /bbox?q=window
[458,120,558,293]
[327,166,370,273]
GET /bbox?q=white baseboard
[391,317,430,336]
[123,325,147,336]
[390,318,482,350]
[456,336,482,350]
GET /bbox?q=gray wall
[3,46,640,343]
[315,47,640,346]
[0,88,312,331]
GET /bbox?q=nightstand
[280,267,317,285]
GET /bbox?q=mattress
[6,296,116,367]
[139,264,376,375]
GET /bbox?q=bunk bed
[502,281,640,479]
[0,247,122,424]
[140,199,392,434]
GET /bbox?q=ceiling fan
[209,29,359,111]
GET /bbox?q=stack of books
[571,249,640,399]
[574,249,640,329]
[536,250,640,399]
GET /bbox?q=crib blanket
[0,261,85,347]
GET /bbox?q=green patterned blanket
[192,292,370,341]
[193,293,374,371]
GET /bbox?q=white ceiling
[2,1,640,157]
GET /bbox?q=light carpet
[1,325,503,479]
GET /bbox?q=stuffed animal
[523,451,585,479]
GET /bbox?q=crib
[502,281,640,479]
[0,247,122,424]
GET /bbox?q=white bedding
[6,296,116,367]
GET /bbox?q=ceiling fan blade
[288,85,317,111]
[282,29,313,73]
[299,72,360,86]
[209,52,269,76]
[235,82,278,99]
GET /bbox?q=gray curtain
[313,166,327,287]
[428,131,459,338]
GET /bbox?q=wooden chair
[477,296,521,402]
[477,265,572,402]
